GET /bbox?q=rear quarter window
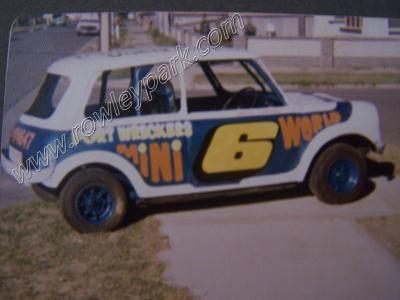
[25,73,70,119]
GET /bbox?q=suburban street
[5,22,94,110]
[0,20,399,300]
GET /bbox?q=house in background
[164,12,400,39]
[240,13,400,38]
[309,16,400,38]
[157,12,400,69]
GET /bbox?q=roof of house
[48,46,257,76]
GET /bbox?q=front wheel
[309,143,368,204]
[61,168,128,233]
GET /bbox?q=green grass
[112,26,128,48]
[0,200,192,300]
[152,34,177,46]
[148,28,177,46]
[108,69,400,86]
[193,72,400,87]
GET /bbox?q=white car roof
[47,46,257,76]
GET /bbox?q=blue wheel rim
[328,159,359,193]
[76,185,115,224]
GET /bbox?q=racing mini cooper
[1,47,384,232]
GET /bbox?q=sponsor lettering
[10,127,36,150]
[278,111,341,150]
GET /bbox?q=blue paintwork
[7,101,352,189]
[328,159,359,193]
[76,185,115,224]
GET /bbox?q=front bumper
[1,148,53,185]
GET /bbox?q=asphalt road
[4,23,94,111]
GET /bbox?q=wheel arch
[53,163,138,201]
[42,150,148,198]
[304,133,375,184]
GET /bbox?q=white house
[309,15,400,38]
[164,12,400,39]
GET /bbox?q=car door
[180,59,294,188]
[182,59,351,191]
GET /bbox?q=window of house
[329,16,345,24]
[340,16,363,33]
[186,59,284,113]
[389,18,400,35]
[86,65,180,118]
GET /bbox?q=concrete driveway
[158,177,400,300]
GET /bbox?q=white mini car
[1,47,384,232]
[76,19,100,35]
[50,14,67,27]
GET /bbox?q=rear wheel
[61,168,128,233]
[309,143,368,204]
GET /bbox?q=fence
[167,25,400,68]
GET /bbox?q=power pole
[100,12,110,52]
[298,15,306,37]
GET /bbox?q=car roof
[47,46,257,76]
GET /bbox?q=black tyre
[32,184,59,202]
[61,168,128,233]
[309,143,368,204]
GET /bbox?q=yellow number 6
[202,122,279,174]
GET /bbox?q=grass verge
[358,215,400,263]
[194,72,400,86]
[0,200,192,300]
[274,72,400,86]
[149,28,177,46]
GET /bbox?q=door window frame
[181,58,288,121]
[82,63,188,126]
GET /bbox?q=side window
[86,65,181,118]
[186,60,282,113]
[210,61,271,94]
[139,64,181,116]
[185,62,217,99]
[183,62,219,112]
[86,67,134,118]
